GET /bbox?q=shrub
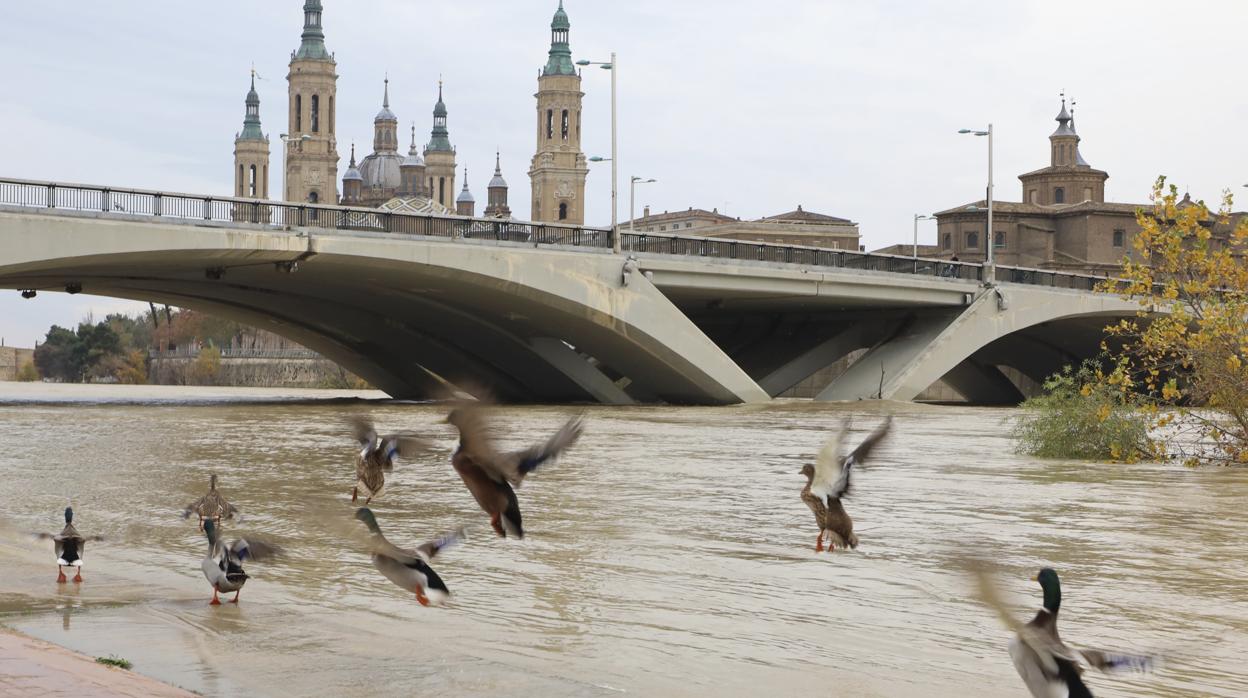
[16,360,39,381]
[1013,361,1156,462]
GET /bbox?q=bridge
[0,178,1142,405]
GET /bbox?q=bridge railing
[2,177,1125,292]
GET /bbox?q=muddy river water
[0,383,1244,696]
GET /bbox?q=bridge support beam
[527,338,636,405]
[940,360,1025,404]
[757,320,900,397]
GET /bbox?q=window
[439,177,446,205]
[561,109,569,140]
[965,231,979,250]
[994,231,1005,249]
[1029,189,1038,204]
[660,225,666,231]
[1113,229,1125,247]
[308,191,318,203]
[248,165,257,197]
[262,165,267,197]
[546,109,553,139]
[1083,187,1093,202]
[295,95,302,132]
[558,202,568,221]
[328,96,334,134]
[576,110,581,140]
[943,232,951,249]
[685,223,692,229]
[1054,187,1065,204]
[311,94,320,133]
[238,164,244,196]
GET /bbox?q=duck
[182,473,238,531]
[974,565,1158,697]
[348,416,428,504]
[445,407,583,539]
[201,519,280,605]
[799,416,892,551]
[37,507,102,584]
[353,508,466,606]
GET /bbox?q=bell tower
[285,0,339,204]
[233,71,269,199]
[528,1,588,224]
[423,82,457,209]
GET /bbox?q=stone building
[528,1,590,224]
[284,0,339,205]
[233,72,269,200]
[933,98,1144,274]
[455,169,476,217]
[624,205,861,250]
[484,153,512,218]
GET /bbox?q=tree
[1101,177,1248,464]
[33,325,82,381]
[189,345,222,385]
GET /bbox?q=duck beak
[1030,574,1038,582]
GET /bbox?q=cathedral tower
[1018,95,1108,206]
[456,168,476,216]
[485,151,512,218]
[233,72,269,199]
[285,0,339,204]
[529,1,588,224]
[423,82,457,209]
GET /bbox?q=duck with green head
[201,519,281,605]
[37,507,102,584]
[976,565,1159,697]
[353,508,466,607]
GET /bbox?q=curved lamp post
[958,124,994,280]
[577,54,618,252]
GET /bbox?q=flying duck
[182,473,239,531]
[348,416,428,504]
[353,508,466,606]
[37,507,102,584]
[800,416,892,551]
[974,565,1158,697]
[445,407,583,539]
[200,519,281,605]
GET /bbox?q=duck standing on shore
[182,474,238,531]
[348,416,428,504]
[37,507,102,583]
[200,519,281,605]
[973,565,1159,697]
[445,407,583,539]
[799,416,892,551]
[353,508,467,606]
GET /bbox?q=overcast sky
[2,0,1246,348]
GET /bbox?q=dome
[342,165,363,182]
[376,105,396,121]
[551,1,570,30]
[358,151,403,190]
[401,151,425,168]
[489,172,508,189]
[457,183,475,204]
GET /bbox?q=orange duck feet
[73,572,82,584]
[490,513,505,538]
[56,569,67,584]
[415,589,430,607]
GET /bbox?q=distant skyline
[2,0,1246,347]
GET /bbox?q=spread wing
[450,406,501,470]
[969,562,1071,677]
[498,415,584,486]
[348,416,379,450]
[415,526,469,560]
[1077,648,1159,674]
[847,416,892,466]
[809,421,848,505]
[229,537,282,562]
[378,434,431,466]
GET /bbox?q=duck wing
[415,526,469,560]
[810,420,849,505]
[348,416,379,450]
[1077,647,1158,674]
[496,415,584,486]
[377,434,431,470]
[228,536,282,562]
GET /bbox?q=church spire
[543,1,575,76]
[239,69,265,141]
[427,80,452,152]
[295,0,331,61]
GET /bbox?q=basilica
[231,1,587,224]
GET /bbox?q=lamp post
[958,124,994,280]
[913,213,935,260]
[577,53,618,253]
[630,176,656,233]
[278,133,312,203]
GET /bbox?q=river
[0,382,1244,697]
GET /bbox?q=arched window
[249,165,257,197]
[262,165,267,197]
[311,95,320,133]
[576,110,581,140]
[295,95,302,132]
[308,191,318,203]
[1054,187,1065,204]
[561,109,569,140]
[558,202,568,221]
[994,231,1005,249]
[328,96,334,134]
[546,109,554,139]
[238,164,244,196]
[439,177,446,205]
[965,231,979,250]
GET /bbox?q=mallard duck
[445,407,583,539]
[348,416,428,504]
[182,473,238,531]
[353,508,466,606]
[36,507,102,584]
[974,566,1158,697]
[201,519,280,605]
[799,416,892,551]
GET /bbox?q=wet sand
[0,627,194,697]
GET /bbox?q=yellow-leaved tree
[1100,177,1248,464]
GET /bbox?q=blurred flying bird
[799,416,892,551]
[200,519,281,605]
[347,416,429,504]
[353,507,466,606]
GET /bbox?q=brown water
[0,383,1245,697]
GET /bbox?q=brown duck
[182,474,238,531]
[445,407,583,539]
[800,417,892,551]
[348,416,428,504]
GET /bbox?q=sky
[1,0,1246,348]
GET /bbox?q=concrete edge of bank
[0,626,197,697]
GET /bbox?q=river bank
[0,627,195,697]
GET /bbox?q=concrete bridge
[0,178,1142,405]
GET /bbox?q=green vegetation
[15,360,39,381]
[95,655,133,670]
[1013,361,1156,462]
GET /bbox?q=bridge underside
[0,208,1142,405]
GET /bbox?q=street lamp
[913,213,935,260]
[278,133,312,202]
[958,124,994,279]
[630,176,656,233]
[577,53,618,253]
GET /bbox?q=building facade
[528,1,589,224]
[625,205,861,250]
[284,0,339,204]
[233,73,269,200]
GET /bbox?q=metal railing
[149,346,321,359]
[0,177,1121,291]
